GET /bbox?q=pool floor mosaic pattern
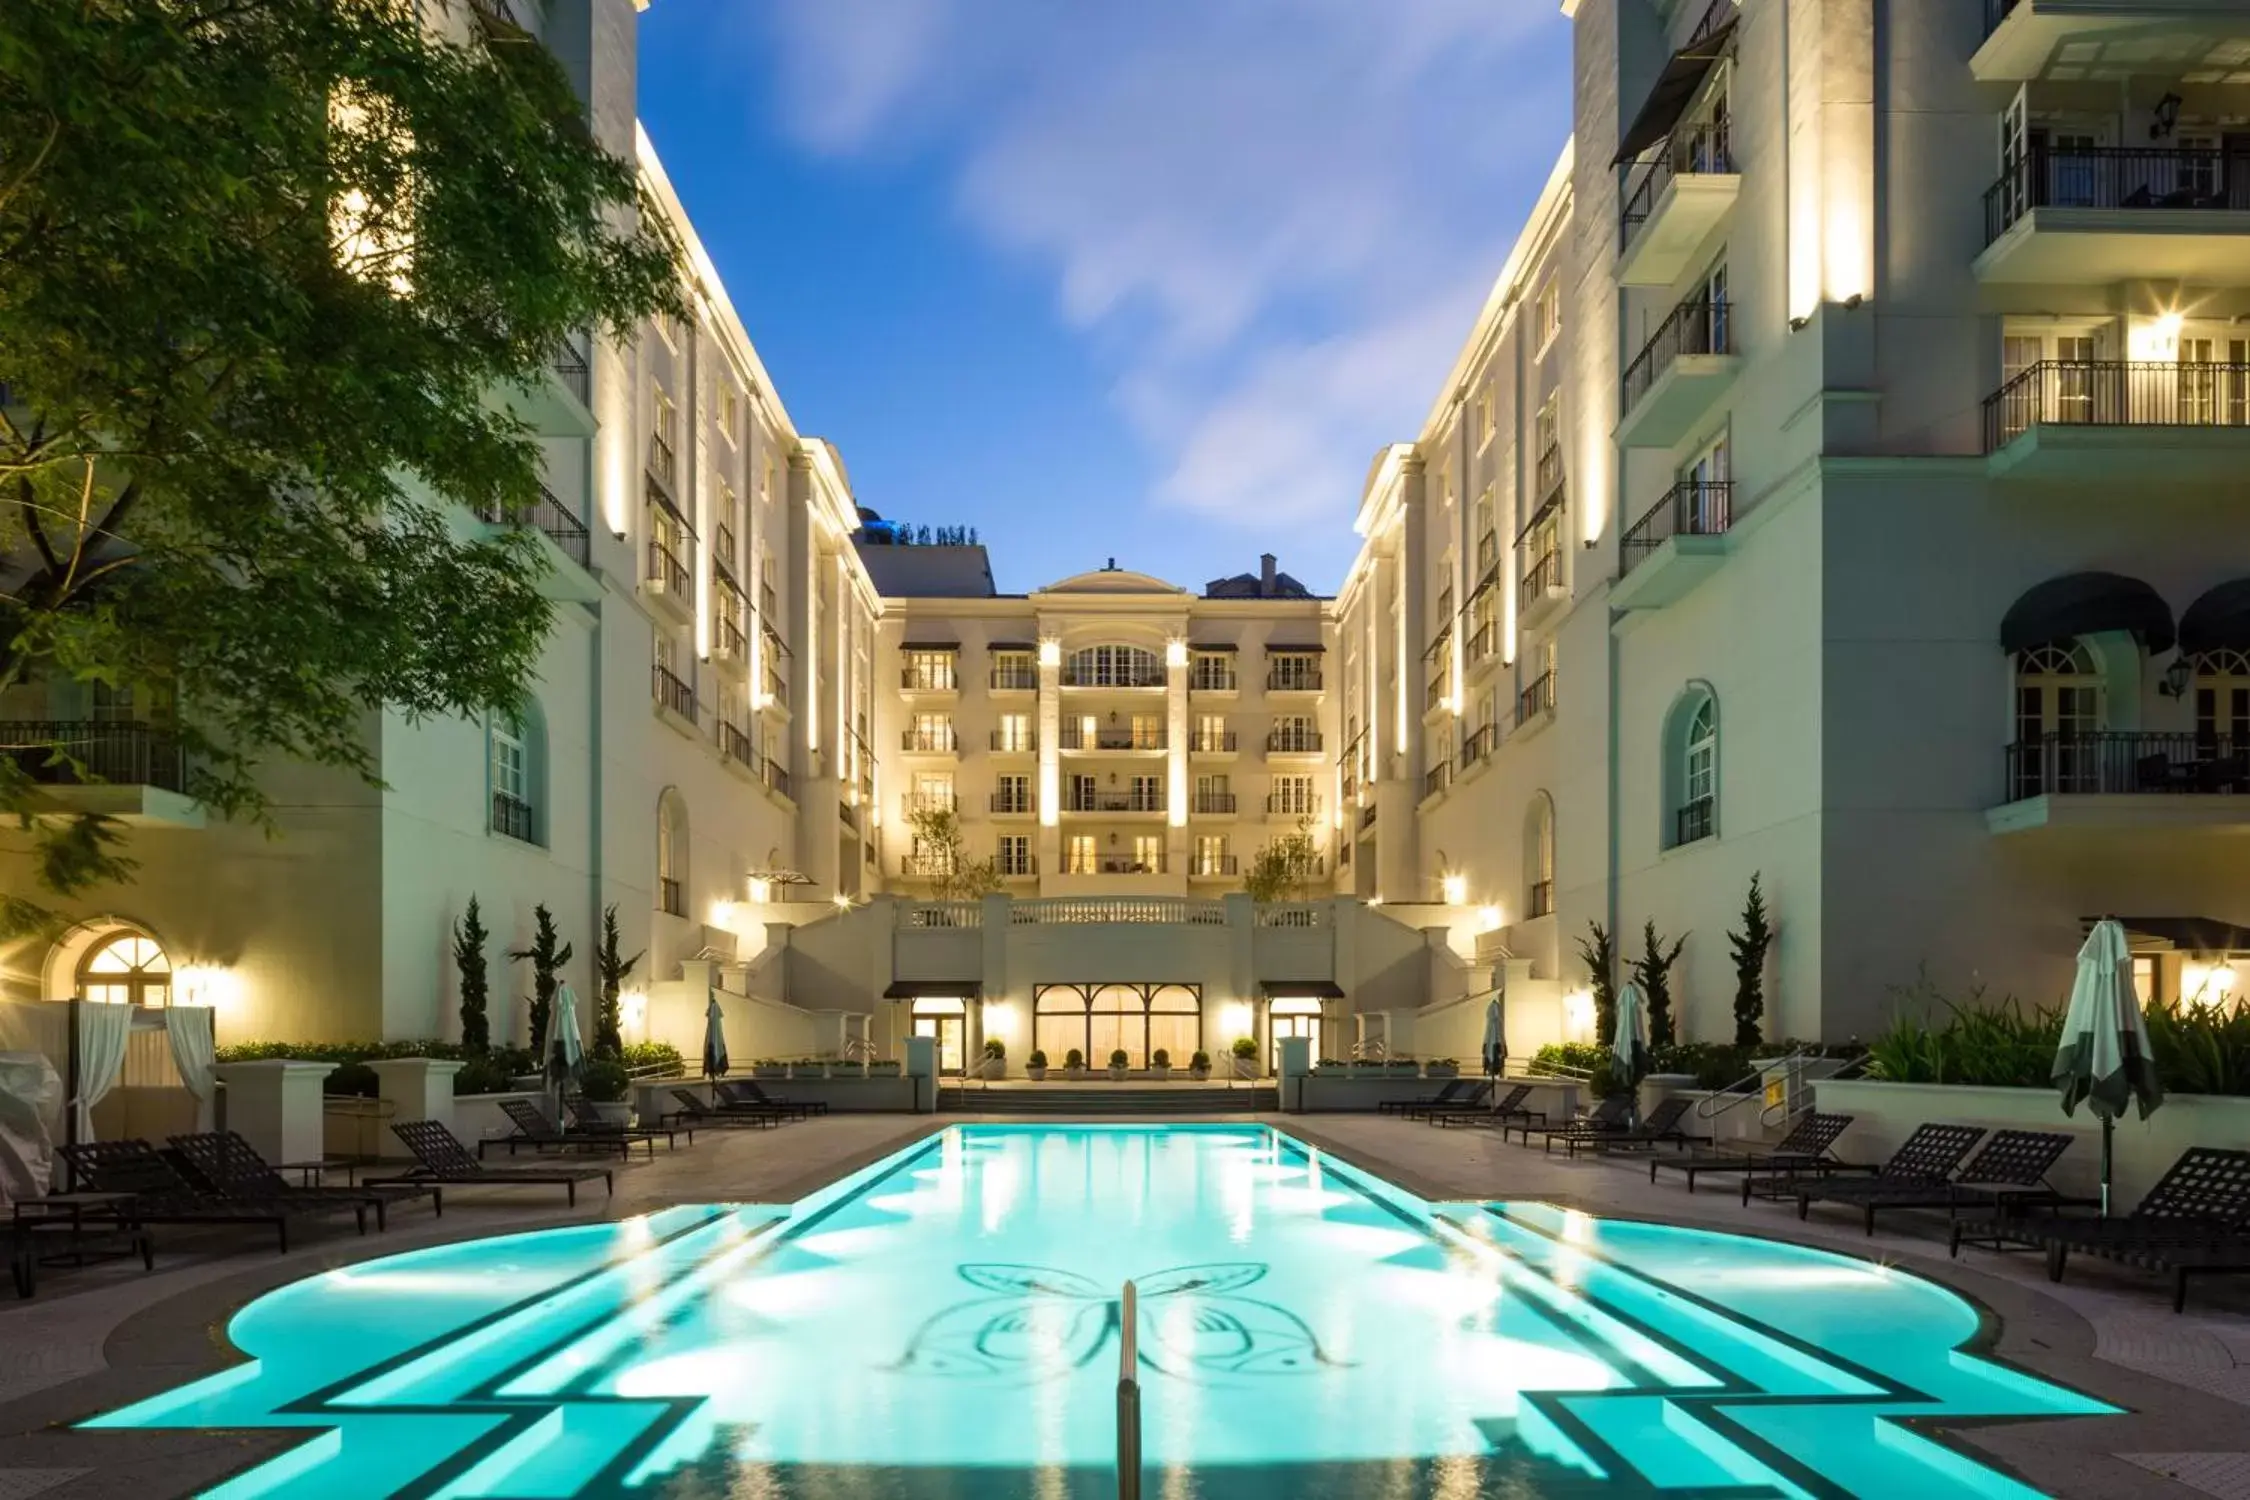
[82,1126,2114,1497]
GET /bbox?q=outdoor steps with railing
[937,1084,1278,1115]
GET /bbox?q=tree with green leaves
[1634,919,1690,1048]
[453,896,491,1053]
[1729,873,1774,1048]
[1576,921,1617,1044]
[905,804,1002,901]
[594,903,641,1060]
[0,0,683,936]
[511,904,573,1058]
[1244,817,1322,903]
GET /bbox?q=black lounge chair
[1507,1092,1631,1148]
[1551,1095,1698,1157]
[486,1098,648,1160]
[9,1201,155,1298]
[721,1079,825,1117]
[370,1121,614,1206]
[1430,1083,1545,1130]
[59,1140,365,1252]
[1795,1129,2075,1236]
[168,1130,441,1231]
[1381,1078,1469,1115]
[563,1095,692,1150]
[1408,1079,1495,1122]
[1649,1111,1854,1193]
[1952,1146,2250,1313]
[1754,1121,1985,1211]
[664,1086,782,1130]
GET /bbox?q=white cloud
[759,0,1572,540]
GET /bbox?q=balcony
[1191,668,1240,695]
[1060,725,1167,753]
[1973,0,2250,82]
[762,756,793,802]
[1266,666,1324,695]
[1063,790,1167,815]
[1990,733,2250,833]
[1983,360,2250,483]
[490,790,534,843]
[1266,795,1320,818]
[719,720,758,769]
[902,793,960,820]
[1534,442,1566,504]
[1189,855,1239,879]
[991,791,1038,817]
[999,854,1040,880]
[646,537,690,606]
[1,720,199,825]
[1422,762,1452,803]
[1476,530,1499,580]
[1267,729,1324,757]
[1062,665,1166,689]
[1189,730,1239,756]
[1674,795,1715,847]
[1978,147,2250,285]
[646,431,678,494]
[653,665,696,724]
[1191,793,1239,817]
[1613,481,1733,610]
[715,613,749,665]
[990,665,1039,692]
[1460,724,1495,770]
[989,730,1038,754]
[473,485,596,600]
[1063,854,1170,876]
[1618,299,1740,448]
[1619,119,1740,288]
[1519,548,1565,631]
[900,727,960,755]
[1517,671,1557,730]
[900,668,960,696]
[1528,878,1555,919]
[506,338,597,438]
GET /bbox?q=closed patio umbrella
[1611,980,1650,1127]
[548,981,586,1094]
[2054,919,2164,1217]
[1481,995,1506,1079]
[701,994,730,1080]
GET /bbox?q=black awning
[1260,980,1346,1000]
[1612,18,1738,165]
[2105,917,2250,955]
[987,640,1036,652]
[900,639,959,652]
[882,980,983,999]
[1266,643,1326,654]
[2001,572,2175,655]
[2179,580,2250,658]
[1190,642,1240,653]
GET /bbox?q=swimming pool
[86,1124,2111,1497]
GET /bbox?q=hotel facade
[7,0,2249,1071]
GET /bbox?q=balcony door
[2014,641,2103,796]
[2196,650,2250,759]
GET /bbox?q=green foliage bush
[578,1059,631,1103]
[1867,978,2250,1096]
[618,1041,684,1076]
[2144,997,2250,1095]
[1231,1036,1257,1058]
[215,1039,538,1096]
[1152,1049,1171,1068]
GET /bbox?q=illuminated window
[78,930,171,1007]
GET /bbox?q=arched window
[657,788,688,917]
[1065,644,1162,688]
[78,929,171,1007]
[2013,641,2103,796]
[488,698,546,844]
[2194,647,2250,754]
[1662,687,1718,849]
[1523,794,1555,918]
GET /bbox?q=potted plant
[1426,1057,1460,1079]
[1189,1050,1211,1081]
[1149,1048,1172,1081]
[1387,1057,1420,1079]
[1230,1036,1261,1079]
[578,1058,633,1127]
[1026,1049,1049,1082]
[1108,1048,1129,1081]
[1064,1048,1087,1080]
[869,1056,901,1077]
[752,1058,787,1080]
[791,1058,828,1080]
[982,1037,1007,1080]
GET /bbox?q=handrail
[1524,1057,1593,1083]
[1117,1280,1142,1500]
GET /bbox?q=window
[78,930,171,1007]
[996,713,1034,752]
[647,492,689,596]
[1268,652,1322,692]
[2195,647,2250,755]
[905,712,955,753]
[1194,713,1231,752]
[1664,688,1718,849]
[488,703,542,844]
[2012,641,2103,797]
[1270,715,1320,753]
[1067,644,1163,687]
[1476,384,1497,447]
[1195,773,1232,814]
[992,650,1037,690]
[1192,652,1238,692]
[1270,775,1316,816]
[908,771,955,816]
[994,774,1033,814]
[1524,795,1555,919]
[1130,774,1164,812]
[720,385,740,441]
[1533,279,1561,354]
[1066,835,1097,875]
[1195,835,1231,876]
[657,789,688,917]
[998,834,1033,877]
[903,649,958,692]
[649,387,678,488]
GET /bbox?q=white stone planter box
[1813,1079,2250,1214]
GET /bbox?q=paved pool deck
[1,1111,2244,1499]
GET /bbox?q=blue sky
[636,2,1574,596]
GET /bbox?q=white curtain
[73,1002,132,1144]
[165,1005,218,1131]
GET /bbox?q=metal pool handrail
[1117,1280,1141,1500]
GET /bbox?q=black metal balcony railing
[1426,670,1452,713]
[2,720,187,793]
[489,790,534,842]
[1467,622,1496,663]
[1476,530,1499,578]
[653,665,696,721]
[720,721,756,766]
[659,877,685,918]
[1192,669,1241,693]
[1623,299,1733,415]
[1528,878,1555,918]
[1986,146,2249,244]
[647,432,677,490]
[1267,668,1324,693]
[1423,762,1451,801]
[1984,360,2250,449]
[991,790,1037,815]
[1192,793,1238,815]
[903,793,959,818]
[648,539,689,598]
[1520,548,1562,610]
[1070,854,1169,875]
[1061,725,1166,751]
[1360,804,1379,830]
[2006,733,2250,800]
[1517,670,1557,727]
[901,727,959,753]
[760,582,779,619]
[990,730,1038,753]
[1675,795,1716,847]
[1535,442,1566,500]
[476,485,590,569]
[1268,729,1324,754]
[902,669,959,693]
[717,614,748,662]
[1191,855,1240,877]
[763,756,793,801]
[1064,789,1167,813]
[1461,725,1495,767]
[1267,793,1320,817]
[1062,665,1167,688]
[1191,731,1239,753]
[1621,480,1734,578]
[551,339,589,408]
[1000,853,1040,878]
[1621,118,1735,249]
[990,666,1040,691]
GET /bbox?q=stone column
[1036,634,1062,880]
[369,1057,466,1160]
[214,1060,335,1168]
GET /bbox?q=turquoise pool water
[86,1125,2111,1497]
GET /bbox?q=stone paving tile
[0,1473,90,1500]
[2122,1454,2250,1500]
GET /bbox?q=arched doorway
[1032,983,1203,1071]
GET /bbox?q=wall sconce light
[2151,92,2183,140]
[1843,293,1864,310]
[2160,654,2195,698]
[832,893,852,911]
[1038,640,1061,668]
[175,965,241,1010]
[1441,873,1469,907]
[621,988,649,1037]
[2183,958,2238,1007]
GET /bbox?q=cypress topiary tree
[1634,919,1689,1049]
[1730,873,1774,1048]
[454,897,490,1052]
[511,904,573,1058]
[594,903,642,1060]
[1576,921,1618,1044]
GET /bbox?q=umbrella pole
[2100,1115,2114,1219]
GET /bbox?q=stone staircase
[937,1084,1278,1115]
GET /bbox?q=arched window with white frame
[2194,646,2250,755]
[488,697,546,845]
[1523,794,1555,918]
[2013,640,2103,797]
[657,788,689,918]
[78,928,171,1007]
[1662,686,1719,849]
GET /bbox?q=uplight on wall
[2129,311,2184,363]
[1562,988,1595,1040]
[1477,904,1503,934]
[2183,959,2239,1007]
[175,964,241,1010]
[747,877,774,904]
[1165,640,1189,669]
[1038,639,1062,668]
[832,893,852,911]
[621,988,649,1039]
[1441,873,1469,907]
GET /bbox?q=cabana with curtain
[0,998,216,1202]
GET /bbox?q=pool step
[937,1084,1278,1115]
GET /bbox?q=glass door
[912,1015,965,1076]
[1269,999,1323,1073]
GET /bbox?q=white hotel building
[6,0,2249,1071]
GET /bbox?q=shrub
[1065,1048,1085,1069]
[618,1041,683,1076]
[983,1037,1005,1060]
[1530,1042,1611,1077]
[579,1058,631,1103]
[1190,1051,1210,1071]
[1027,1049,1048,1069]
[1231,1036,1257,1058]
[1108,1049,1129,1069]
[453,1054,519,1095]
[1152,1049,1171,1068]
[1865,979,2059,1087]
[2144,996,2250,1096]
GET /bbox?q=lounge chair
[1648,1111,1855,1194]
[9,1201,154,1298]
[168,1130,441,1231]
[1952,1146,2250,1312]
[1745,1121,1985,1211]
[664,1086,781,1130]
[720,1079,824,1118]
[1380,1078,1469,1116]
[58,1140,366,1253]
[485,1098,648,1160]
[1550,1095,1698,1158]
[1407,1079,1495,1123]
[1430,1083,1545,1130]
[1506,1092,1631,1148]
[1795,1129,2075,1236]
[370,1121,614,1206]
[563,1095,691,1150]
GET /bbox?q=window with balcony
[907,771,956,817]
[2196,649,2250,756]
[1192,651,1239,692]
[1532,278,1561,356]
[1065,835,1098,874]
[904,712,956,753]
[653,639,696,722]
[991,650,1038,690]
[1194,774,1235,815]
[1517,644,1557,727]
[1269,716,1321,754]
[647,492,690,599]
[1664,687,1718,848]
[902,649,958,692]
[1533,392,1564,503]
[1268,652,1322,693]
[993,713,1035,753]
[998,834,1034,877]
[1988,325,2249,447]
[1624,435,1733,578]
[1194,835,1234,877]
[2009,640,2105,798]
[1192,714,1234,753]
[993,774,1034,815]
[1066,644,1164,687]
[1518,498,1563,614]
[487,702,542,844]
[1525,793,1555,919]
[648,387,678,490]
[657,788,688,917]
[713,575,747,662]
[1270,775,1317,816]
